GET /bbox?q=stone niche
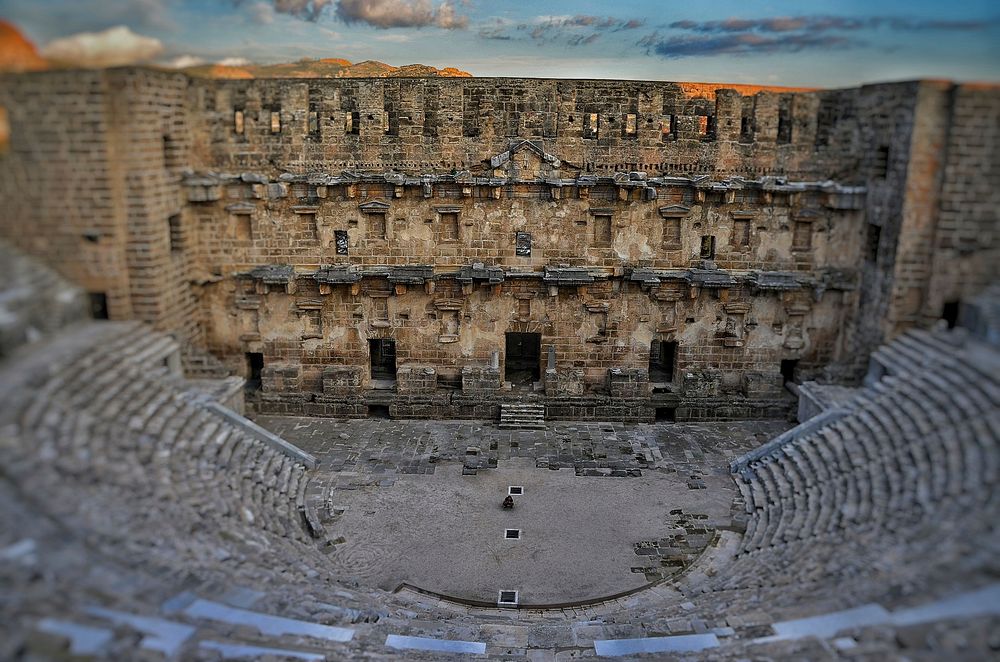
[322,366,363,395]
[461,366,501,394]
[397,364,437,394]
[544,368,585,397]
[608,368,650,399]
[683,369,722,397]
[262,363,301,393]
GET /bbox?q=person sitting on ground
[502,495,514,509]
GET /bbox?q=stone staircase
[499,402,546,429]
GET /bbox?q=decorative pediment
[358,200,390,213]
[489,140,564,180]
[730,209,756,220]
[659,204,691,218]
[490,140,561,168]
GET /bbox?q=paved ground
[257,417,791,606]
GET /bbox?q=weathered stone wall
[187,78,866,181]
[0,71,131,315]
[922,84,1000,326]
[0,68,201,346]
[0,69,996,421]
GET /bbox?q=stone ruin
[0,72,996,422]
[0,68,997,659]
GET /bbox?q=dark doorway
[505,332,541,386]
[367,404,390,419]
[88,292,109,320]
[246,352,263,392]
[649,340,677,383]
[369,339,397,381]
[655,407,676,422]
[780,359,799,385]
[942,300,961,329]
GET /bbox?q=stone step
[499,402,546,430]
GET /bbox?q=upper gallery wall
[187,77,911,182]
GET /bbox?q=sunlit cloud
[41,25,164,67]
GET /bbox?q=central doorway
[649,340,677,383]
[369,338,397,384]
[505,332,541,387]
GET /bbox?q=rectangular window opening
[739,112,753,142]
[367,404,390,419]
[346,111,360,135]
[780,359,799,385]
[334,229,349,255]
[655,407,676,422]
[515,232,532,257]
[697,114,716,139]
[700,235,716,259]
[246,352,264,391]
[369,339,397,382]
[661,114,677,141]
[233,109,245,135]
[307,109,320,136]
[584,112,599,139]
[505,332,541,386]
[777,107,792,144]
[270,110,281,134]
[88,292,109,320]
[649,340,677,383]
[866,223,882,263]
[624,113,637,137]
[942,300,961,329]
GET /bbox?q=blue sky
[1,0,998,86]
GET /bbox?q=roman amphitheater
[0,70,998,660]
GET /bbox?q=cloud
[373,33,414,42]
[334,0,467,29]
[259,0,468,28]
[269,0,334,21]
[667,15,994,35]
[643,32,854,58]
[249,1,277,24]
[479,14,644,45]
[41,25,164,67]
[163,54,207,68]
[640,14,997,59]
[217,56,254,66]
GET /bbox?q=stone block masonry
[0,70,996,420]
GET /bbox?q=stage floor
[258,417,790,606]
